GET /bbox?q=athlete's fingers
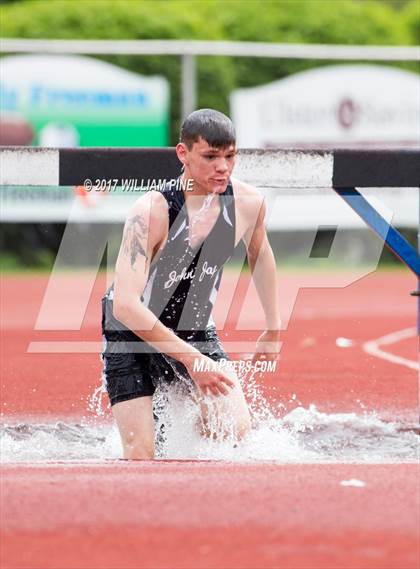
[218,374,235,388]
[201,384,212,396]
[251,353,259,365]
[251,351,277,365]
[209,384,221,397]
[195,381,208,395]
[252,351,267,363]
[198,381,218,397]
[216,382,230,396]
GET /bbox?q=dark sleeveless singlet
[101,179,236,405]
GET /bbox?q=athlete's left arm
[243,196,281,363]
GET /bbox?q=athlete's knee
[235,413,252,440]
[199,406,252,442]
[228,390,252,440]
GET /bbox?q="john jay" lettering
[164,261,218,289]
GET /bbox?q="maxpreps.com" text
[193,358,277,374]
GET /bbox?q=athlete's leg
[197,371,252,441]
[112,396,155,459]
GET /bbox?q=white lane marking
[340,479,366,487]
[363,327,418,371]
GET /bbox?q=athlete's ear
[176,142,188,168]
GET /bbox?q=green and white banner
[0,54,169,147]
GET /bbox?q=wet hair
[180,109,236,150]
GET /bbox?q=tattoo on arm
[122,214,149,269]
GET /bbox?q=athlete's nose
[215,158,229,173]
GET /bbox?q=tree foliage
[1,0,418,142]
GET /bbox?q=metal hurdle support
[332,150,420,334]
[1,146,419,332]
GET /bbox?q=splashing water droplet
[87,383,109,417]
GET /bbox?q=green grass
[0,252,56,274]
[0,254,410,277]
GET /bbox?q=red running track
[1,270,419,569]
[2,463,419,569]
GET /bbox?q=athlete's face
[176,137,236,194]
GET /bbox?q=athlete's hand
[183,354,235,397]
[251,330,281,365]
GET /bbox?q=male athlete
[102,109,280,459]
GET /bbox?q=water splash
[87,381,109,417]
[0,421,120,462]
[1,370,418,463]
[187,193,216,248]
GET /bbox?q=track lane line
[362,327,418,371]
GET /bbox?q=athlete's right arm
[112,192,234,397]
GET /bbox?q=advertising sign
[0,54,169,147]
[231,64,420,148]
